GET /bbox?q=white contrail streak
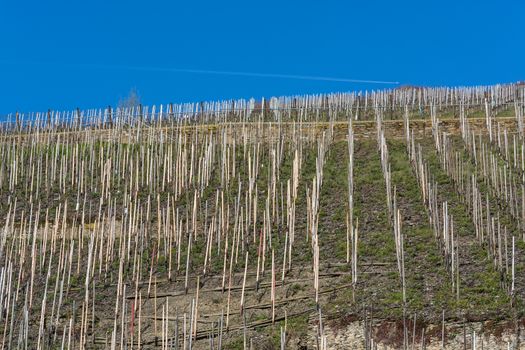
[140,67,401,85]
[0,60,400,85]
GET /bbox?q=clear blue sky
[0,0,523,115]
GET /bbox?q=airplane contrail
[137,67,401,85]
[0,60,400,85]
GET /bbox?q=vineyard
[2,84,525,349]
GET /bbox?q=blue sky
[0,0,523,115]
